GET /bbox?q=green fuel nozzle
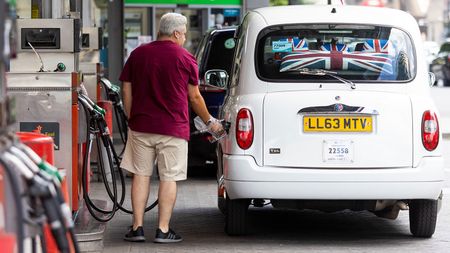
[38,161,62,182]
[111,84,120,93]
[93,105,106,116]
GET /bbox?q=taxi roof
[252,5,417,30]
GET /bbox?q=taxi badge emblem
[334,103,344,112]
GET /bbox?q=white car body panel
[224,155,444,200]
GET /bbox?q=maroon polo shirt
[119,40,199,140]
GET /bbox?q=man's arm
[188,84,224,136]
[188,84,210,124]
[122,81,132,118]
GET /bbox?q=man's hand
[189,84,226,139]
[207,117,225,139]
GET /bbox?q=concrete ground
[90,175,450,253]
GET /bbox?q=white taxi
[206,5,445,238]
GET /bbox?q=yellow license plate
[303,116,373,132]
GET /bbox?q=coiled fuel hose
[78,93,158,222]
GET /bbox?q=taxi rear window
[255,24,416,82]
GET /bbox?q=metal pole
[70,0,82,19]
[0,0,5,62]
[42,0,52,18]
[1,0,5,101]
[70,0,76,12]
[107,0,124,85]
[82,0,92,27]
[31,0,41,18]
[52,0,65,18]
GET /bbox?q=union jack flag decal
[363,39,390,53]
[289,38,309,52]
[320,43,349,52]
[279,50,393,74]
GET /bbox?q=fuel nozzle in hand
[193,116,227,143]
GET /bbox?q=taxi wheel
[225,196,250,235]
[409,199,438,238]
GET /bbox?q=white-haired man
[119,12,223,243]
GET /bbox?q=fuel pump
[7,18,83,213]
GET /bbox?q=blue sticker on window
[272,41,292,52]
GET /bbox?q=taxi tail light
[236,108,254,150]
[422,110,439,151]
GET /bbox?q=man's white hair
[159,13,187,36]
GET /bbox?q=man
[119,12,223,243]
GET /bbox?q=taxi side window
[195,31,209,77]
[229,15,248,88]
[204,31,235,76]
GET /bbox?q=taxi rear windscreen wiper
[295,68,356,90]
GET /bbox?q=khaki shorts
[120,130,188,181]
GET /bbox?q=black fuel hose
[78,94,158,223]
[36,182,70,253]
[113,102,128,155]
[39,231,48,253]
[8,146,81,253]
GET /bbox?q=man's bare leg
[131,174,150,229]
[157,181,177,232]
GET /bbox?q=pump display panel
[21,28,61,50]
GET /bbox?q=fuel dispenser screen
[21,28,60,49]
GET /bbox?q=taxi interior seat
[354,42,365,51]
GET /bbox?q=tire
[409,199,438,238]
[217,182,226,215]
[218,195,226,214]
[225,196,250,235]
